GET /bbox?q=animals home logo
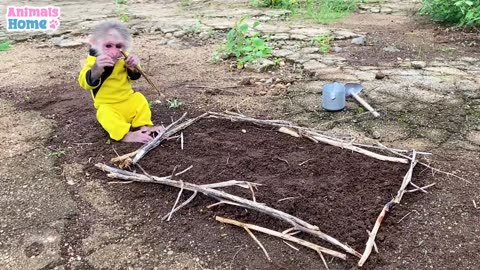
[5,6,61,32]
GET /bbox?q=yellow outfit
[78,49,153,141]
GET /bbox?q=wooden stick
[244,227,271,262]
[352,143,432,156]
[282,240,299,251]
[317,250,330,270]
[120,50,165,100]
[166,180,184,221]
[358,202,393,266]
[408,182,428,193]
[96,163,359,257]
[358,151,418,266]
[406,183,436,193]
[307,132,408,164]
[161,191,198,221]
[216,216,347,260]
[113,112,208,167]
[375,142,472,184]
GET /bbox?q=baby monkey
[78,20,164,143]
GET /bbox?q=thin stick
[161,191,198,221]
[308,133,408,164]
[473,200,477,209]
[229,247,244,270]
[283,241,299,251]
[244,227,271,262]
[408,182,428,193]
[216,216,347,260]
[316,250,330,270]
[352,143,432,156]
[375,142,471,184]
[406,183,436,193]
[358,202,392,266]
[358,151,418,266]
[120,50,165,99]
[277,197,299,202]
[180,132,184,150]
[298,159,313,166]
[167,180,184,221]
[175,165,194,177]
[248,183,257,202]
[366,230,378,253]
[396,211,412,224]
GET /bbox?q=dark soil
[12,83,433,269]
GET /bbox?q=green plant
[120,14,129,22]
[250,0,300,8]
[167,99,182,109]
[250,0,359,24]
[312,34,333,53]
[214,17,272,68]
[106,138,112,145]
[420,0,480,26]
[48,149,66,158]
[181,0,192,6]
[0,42,11,51]
[186,21,202,34]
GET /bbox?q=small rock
[167,250,174,256]
[198,31,210,40]
[158,38,168,45]
[332,46,343,53]
[239,77,252,86]
[173,30,186,38]
[165,33,173,39]
[265,78,273,84]
[53,38,84,48]
[375,71,385,80]
[371,7,381,13]
[351,36,366,46]
[244,58,275,73]
[372,131,381,139]
[383,46,400,53]
[411,61,426,69]
[382,7,393,14]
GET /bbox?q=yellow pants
[96,92,153,141]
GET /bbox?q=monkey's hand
[125,54,140,70]
[140,125,166,138]
[121,130,154,144]
[91,55,115,79]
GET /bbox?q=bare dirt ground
[0,0,479,270]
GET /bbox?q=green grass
[250,0,359,24]
[0,42,11,51]
[312,34,333,53]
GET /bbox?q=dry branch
[216,216,347,260]
[358,151,418,267]
[208,112,408,164]
[95,163,360,258]
[375,142,472,184]
[406,183,436,193]
[306,132,409,164]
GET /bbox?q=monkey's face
[100,29,126,60]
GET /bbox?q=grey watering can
[322,82,345,111]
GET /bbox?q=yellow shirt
[78,49,140,109]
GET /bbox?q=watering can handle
[330,92,336,100]
[351,93,380,117]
